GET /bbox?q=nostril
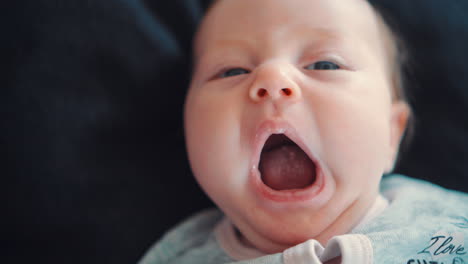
[282,88,292,96]
[258,88,268,97]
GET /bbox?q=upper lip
[250,119,318,173]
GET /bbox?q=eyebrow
[194,26,353,67]
[195,38,256,63]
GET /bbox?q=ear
[385,101,410,172]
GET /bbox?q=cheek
[311,90,393,183]
[184,88,246,200]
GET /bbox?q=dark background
[2,1,468,263]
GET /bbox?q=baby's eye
[304,61,340,70]
[220,68,251,78]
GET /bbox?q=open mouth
[259,134,317,191]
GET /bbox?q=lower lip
[249,165,326,204]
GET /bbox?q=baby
[140,0,468,263]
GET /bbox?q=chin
[230,197,342,253]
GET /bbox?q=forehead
[195,0,384,58]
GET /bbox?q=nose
[248,63,301,106]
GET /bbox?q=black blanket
[2,1,468,263]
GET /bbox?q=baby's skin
[184,0,410,255]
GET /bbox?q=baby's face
[185,0,409,253]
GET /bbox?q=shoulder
[378,174,468,220]
[138,208,225,264]
[377,174,467,231]
[380,174,468,203]
[357,174,468,234]
[358,175,468,263]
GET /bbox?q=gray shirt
[138,175,468,264]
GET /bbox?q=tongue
[259,145,316,190]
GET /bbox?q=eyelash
[305,61,341,70]
[219,68,251,78]
[217,61,341,79]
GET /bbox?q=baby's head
[184,0,411,253]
